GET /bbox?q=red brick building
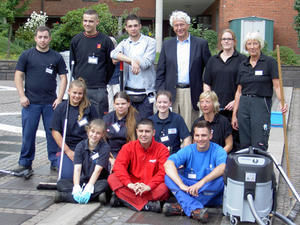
[18,0,299,53]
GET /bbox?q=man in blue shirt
[163,120,227,223]
[110,14,156,119]
[14,26,67,171]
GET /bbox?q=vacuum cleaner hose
[271,211,296,225]
[247,194,267,225]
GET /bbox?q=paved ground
[0,80,299,225]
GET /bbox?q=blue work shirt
[149,111,190,154]
[74,139,110,182]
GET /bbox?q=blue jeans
[57,153,74,179]
[19,104,58,167]
[165,174,224,216]
[87,88,108,118]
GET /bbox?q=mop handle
[57,61,75,181]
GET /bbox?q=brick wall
[24,0,155,18]
[204,0,300,54]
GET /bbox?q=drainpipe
[41,0,44,12]
[155,0,163,53]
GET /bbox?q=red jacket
[113,138,169,190]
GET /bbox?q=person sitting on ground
[55,119,110,204]
[192,91,233,153]
[108,119,170,212]
[163,120,227,223]
[149,90,191,154]
[51,78,98,178]
[103,91,140,171]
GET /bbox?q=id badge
[188,173,197,179]
[88,56,98,64]
[45,68,53,74]
[160,135,169,142]
[91,152,99,160]
[148,95,155,104]
[168,128,177,134]
[255,70,263,76]
[78,117,88,127]
[112,123,120,133]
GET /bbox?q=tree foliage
[51,3,118,51]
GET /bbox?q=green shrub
[51,3,118,51]
[203,29,218,53]
[0,36,24,59]
[272,46,299,65]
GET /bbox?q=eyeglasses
[221,38,234,41]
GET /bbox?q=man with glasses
[111,14,156,119]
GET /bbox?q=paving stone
[0,212,33,225]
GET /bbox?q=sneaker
[110,193,122,207]
[98,192,107,205]
[14,165,32,172]
[143,201,161,213]
[191,208,209,223]
[163,203,184,216]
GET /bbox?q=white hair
[169,10,191,27]
[244,32,264,50]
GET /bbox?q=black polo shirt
[237,53,278,97]
[149,111,190,154]
[103,111,140,157]
[203,50,247,108]
[51,101,98,149]
[74,139,110,182]
[192,113,232,148]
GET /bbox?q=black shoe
[98,192,107,205]
[110,193,122,207]
[163,203,184,216]
[50,165,58,171]
[191,208,209,223]
[14,165,32,172]
[143,201,161,213]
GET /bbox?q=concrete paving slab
[0,175,45,190]
[0,193,53,210]
[0,212,32,225]
[37,203,101,225]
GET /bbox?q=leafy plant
[50,4,118,51]
[272,46,299,65]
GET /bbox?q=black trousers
[57,178,109,203]
[238,95,271,151]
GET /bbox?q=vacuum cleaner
[223,146,299,225]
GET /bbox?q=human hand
[66,150,75,161]
[231,116,239,130]
[20,96,30,107]
[187,180,204,197]
[80,184,94,204]
[281,103,288,114]
[135,183,151,196]
[72,184,82,203]
[224,100,235,111]
[52,98,62,110]
[131,60,140,75]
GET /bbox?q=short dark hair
[84,9,99,19]
[35,26,51,37]
[125,14,141,25]
[136,118,154,130]
[193,120,211,133]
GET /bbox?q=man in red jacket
[108,119,170,212]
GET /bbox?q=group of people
[14,7,287,223]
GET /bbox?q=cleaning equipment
[37,61,75,190]
[0,169,33,180]
[223,147,298,225]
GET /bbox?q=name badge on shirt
[88,56,98,64]
[78,117,88,127]
[45,68,53,74]
[168,128,177,134]
[255,70,263,76]
[112,123,120,133]
[160,136,169,142]
[91,152,99,160]
[148,95,155,104]
[188,173,197,179]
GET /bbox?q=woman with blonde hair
[192,91,233,153]
[51,78,98,178]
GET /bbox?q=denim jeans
[19,104,58,167]
[87,88,108,118]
